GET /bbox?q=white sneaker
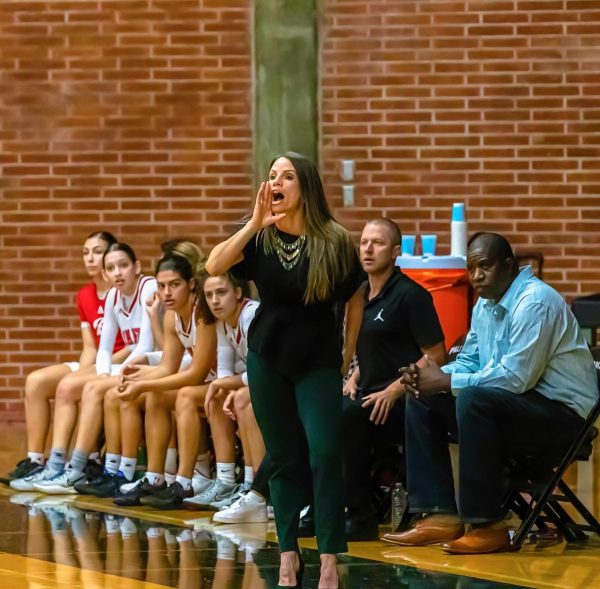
[183,479,239,511]
[209,484,242,510]
[118,477,143,494]
[213,491,268,524]
[184,479,239,511]
[10,466,57,491]
[192,472,214,495]
[33,468,85,494]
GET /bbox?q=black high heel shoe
[276,553,304,588]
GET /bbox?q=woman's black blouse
[231,228,365,378]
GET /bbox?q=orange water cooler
[396,255,470,350]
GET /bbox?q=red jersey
[76,283,125,352]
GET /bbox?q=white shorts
[66,361,125,376]
[110,363,124,376]
[145,351,193,371]
[146,351,163,366]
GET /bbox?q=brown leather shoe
[382,517,464,546]
[441,524,513,554]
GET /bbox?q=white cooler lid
[395,255,467,270]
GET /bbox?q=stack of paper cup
[450,203,467,258]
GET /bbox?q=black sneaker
[140,481,193,510]
[0,458,42,485]
[113,478,166,507]
[345,507,380,541]
[84,459,104,482]
[74,471,127,498]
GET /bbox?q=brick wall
[2,0,600,418]
[321,0,600,296]
[0,0,253,419]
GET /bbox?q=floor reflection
[0,494,526,589]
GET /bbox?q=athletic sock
[146,472,165,486]
[28,452,45,466]
[244,466,254,486]
[216,462,236,485]
[175,475,192,491]
[69,449,89,475]
[47,449,66,473]
[194,451,211,478]
[89,451,100,463]
[105,453,121,475]
[119,457,137,481]
[164,473,176,485]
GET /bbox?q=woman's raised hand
[249,181,286,230]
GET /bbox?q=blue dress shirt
[442,266,598,419]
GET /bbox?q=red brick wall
[321,0,600,296]
[2,1,600,418]
[0,1,253,419]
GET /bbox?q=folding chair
[505,350,600,548]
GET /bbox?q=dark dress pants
[405,386,584,523]
[342,393,405,511]
[251,453,273,500]
[247,351,347,554]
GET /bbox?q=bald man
[383,232,598,554]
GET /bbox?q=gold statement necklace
[274,232,306,271]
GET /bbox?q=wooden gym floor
[1,423,599,589]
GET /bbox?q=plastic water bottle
[450,202,467,258]
[390,482,408,532]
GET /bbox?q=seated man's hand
[361,384,404,426]
[412,355,451,398]
[398,363,420,395]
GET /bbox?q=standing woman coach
[206,152,364,589]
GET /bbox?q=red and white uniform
[76,283,125,352]
[146,306,196,370]
[96,276,158,375]
[216,299,259,386]
[175,305,196,354]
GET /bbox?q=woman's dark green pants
[247,350,348,554]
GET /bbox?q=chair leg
[512,493,551,547]
[544,500,586,542]
[556,480,600,534]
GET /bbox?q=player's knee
[233,387,251,413]
[176,387,198,414]
[54,375,80,405]
[81,381,104,403]
[104,387,120,408]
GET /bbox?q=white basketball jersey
[111,276,157,347]
[175,304,197,353]
[221,299,259,375]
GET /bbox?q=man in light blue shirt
[382,232,598,555]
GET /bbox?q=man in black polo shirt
[342,218,446,540]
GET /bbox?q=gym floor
[1,424,599,589]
